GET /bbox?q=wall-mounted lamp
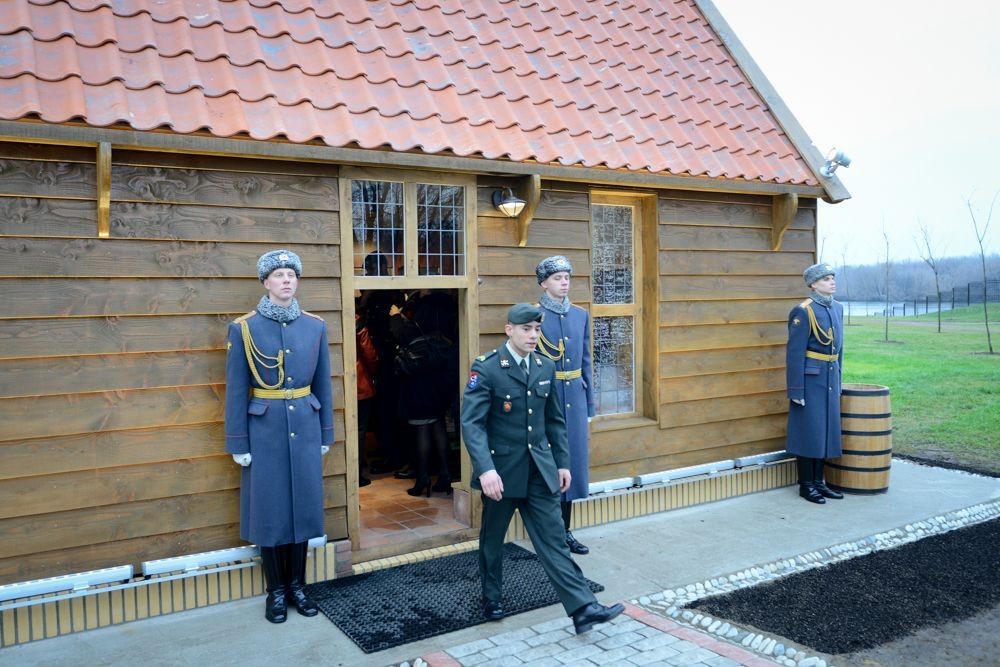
[820,148,851,177]
[492,187,526,218]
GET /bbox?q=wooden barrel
[825,384,892,494]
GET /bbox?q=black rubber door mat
[305,543,603,653]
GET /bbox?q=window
[347,171,471,282]
[590,199,644,418]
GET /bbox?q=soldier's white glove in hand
[587,417,592,423]
[321,445,330,456]
[232,453,252,467]
[792,399,805,407]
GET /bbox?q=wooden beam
[515,174,542,247]
[0,121,827,199]
[96,142,111,238]
[771,193,798,251]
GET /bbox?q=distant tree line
[829,254,1000,302]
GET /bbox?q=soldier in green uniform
[461,303,624,634]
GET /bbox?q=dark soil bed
[687,518,1000,655]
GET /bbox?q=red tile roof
[0,0,818,186]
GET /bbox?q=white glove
[232,453,251,467]
[792,399,805,407]
[587,417,593,423]
[321,445,330,456]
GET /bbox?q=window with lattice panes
[348,173,471,281]
[590,201,642,417]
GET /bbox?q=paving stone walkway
[414,603,778,667]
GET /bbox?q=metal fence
[851,278,997,317]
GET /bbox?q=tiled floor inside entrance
[358,475,467,548]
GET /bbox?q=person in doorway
[786,263,844,504]
[535,256,595,555]
[393,291,457,496]
[461,303,624,634]
[224,249,333,623]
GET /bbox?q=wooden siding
[0,144,346,585]
[476,182,814,483]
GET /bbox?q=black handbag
[394,330,451,375]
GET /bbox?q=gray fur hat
[803,262,835,286]
[257,249,302,282]
[535,255,573,284]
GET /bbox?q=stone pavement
[419,604,778,667]
[2,460,997,667]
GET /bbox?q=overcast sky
[711,0,1000,265]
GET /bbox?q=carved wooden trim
[771,193,798,251]
[515,174,542,247]
[96,142,111,238]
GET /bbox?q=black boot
[259,547,288,623]
[813,458,843,499]
[797,456,825,504]
[286,542,319,617]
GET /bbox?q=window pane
[591,204,634,305]
[592,315,635,415]
[418,184,465,276]
[353,180,403,276]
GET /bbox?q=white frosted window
[591,204,634,305]
[352,180,403,276]
[592,315,635,415]
[417,184,465,276]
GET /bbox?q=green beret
[507,303,544,324]
[257,249,302,282]
[803,263,835,285]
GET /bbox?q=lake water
[843,301,955,317]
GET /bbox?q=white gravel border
[634,498,1000,667]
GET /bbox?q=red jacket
[356,324,378,400]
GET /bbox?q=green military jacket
[461,345,570,498]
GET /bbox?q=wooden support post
[515,174,541,247]
[770,192,798,251]
[96,142,111,238]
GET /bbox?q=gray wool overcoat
[785,297,844,459]
[538,303,595,501]
[224,310,334,547]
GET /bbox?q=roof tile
[0,0,817,185]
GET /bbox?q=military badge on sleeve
[793,317,801,326]
[467,372,478,389]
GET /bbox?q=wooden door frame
[338,167,480,553]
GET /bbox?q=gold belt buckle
[284,389,294,399]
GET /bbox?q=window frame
[341,167,476,289]
[588,191,659,429]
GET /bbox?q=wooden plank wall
[475,180,593,352]
[476,180,815,482]
[0,143,347,585]
[653,191,816,471]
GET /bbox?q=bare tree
[965,190,998,354]
[915,220,946,333]
[882,225,891,342]
[839,244,852,325]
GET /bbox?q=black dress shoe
[565,531,589,555]
[571,602,625,634]
[359,476,372,487]
[394,467,416,480]
[483,599,505,621]
[799,483,826,504]
[368,462,397,475]
[814,481,843,499]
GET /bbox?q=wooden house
[0,0,849,637]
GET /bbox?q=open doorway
[354,288,469,553]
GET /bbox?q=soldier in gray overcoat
[461,303,623,634]
[535,256,595,555]
[225,249,334,623]
[786,263,844,504]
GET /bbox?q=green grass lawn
[910,302,999,323]
[843,317,1000,473]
